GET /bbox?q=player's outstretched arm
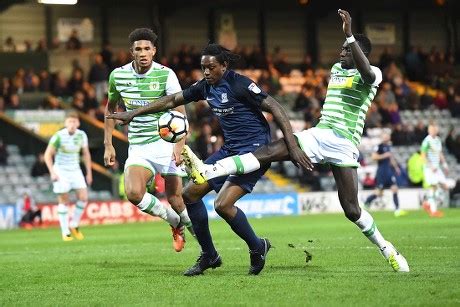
[103,99,118,167]
[261,96,313,171]
[106,92,187,125]
[44,144,58,181]
[338,9,375,84]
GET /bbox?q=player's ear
[151,45,157,56]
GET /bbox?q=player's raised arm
[106,92,186,125]
[338,9,376,84]
[260,95,313,171]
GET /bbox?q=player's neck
[133,61,152,75]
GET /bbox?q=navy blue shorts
[375,168,397,189]
[204,147,271,193]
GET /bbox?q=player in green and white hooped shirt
[420,123,449,217]
[103,28,192,252]
[44,112,92,241]
[181,9,409,272]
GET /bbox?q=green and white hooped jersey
[49,128,88,171]
[108,61,182,145]
[421,135,443,168]
[317,63,382,147]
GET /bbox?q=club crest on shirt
[149,81,160,91]
[221,93,229,103]
[248,82,261,94]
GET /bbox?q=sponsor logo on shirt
[248,82,261,94]
[149,81,160,91]
[221,93,229,103]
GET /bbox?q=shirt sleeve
[108,70,121,102]
[81,131,88,148]
[182,78,206,102]
[49,133,60,149]
[370,66,383,87]
[420,138,429,153]
[165,69,182,95]
[233,73,268,107]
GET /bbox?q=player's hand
[106,111,134,125]
[338,9,353,37]
[395,167,401,176]
[104,145,116,167]
[86,173,93,186]
[172,144,184,166]
[50,171,59,182]
[290,147,313,171]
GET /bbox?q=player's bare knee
[126,187,145,205]
[214,199,231,219]
[344,204,361,222]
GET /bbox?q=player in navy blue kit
[364,132,407,217]
[107,44,311,276]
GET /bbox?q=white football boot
[380,241,410,272]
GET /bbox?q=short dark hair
[66,111,79,119]
[128,28,157,46]
[201,43,240,66]
[354,34,372,56]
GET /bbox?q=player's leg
[70,187,88,240]
[214,181,271,275]
[182,181,222,276]
[53,170,73,241]
[68,169,89,239]
[125,165,184,251]
[391,184,407,217]
[331,165,409,272]
[182,139,290,183]
[163,175,194,237]
[56,193,72,241]
[364,188,382,208]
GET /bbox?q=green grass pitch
[1,210,459,306]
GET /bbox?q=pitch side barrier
[1,189,427,229]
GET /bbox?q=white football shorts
[125,139,186,177]
[53,166,87,194]
[423,166,447,186]
[294,127,360,168]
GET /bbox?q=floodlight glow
[38,0,78,4]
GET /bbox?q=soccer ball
[158,110,189,143]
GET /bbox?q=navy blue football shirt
[182,70,271,151]
[376,143,392,168]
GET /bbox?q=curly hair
[201,43,240,66]
[128,28,157,46]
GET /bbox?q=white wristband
[346,35,356,44]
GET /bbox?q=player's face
[131,40,156,71]
[201,55,227,85]
[65,117,80,134]
[340,41,354,69]
[428,125,438,136]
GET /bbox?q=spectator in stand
[251,45,268,70]
[0,138,7,165]
[299,54,314,72]
[66,29,82,50]
[378,47,395,71]
[3,36,17,52]
[404,46,422,81]
[23,40,33,52]
[0,97,5,113]
[448,90,460,118]
[42,94,62,110]
[67,68,85,94]
[195,122,214,160]
[365,103,382,128]
[88,53,109,102]
[383,61,403,82]
[434,91,448,109]
[12,68,25,94]
[71,90,86,113]
[112,50,130,70]
[17,190,42,229]
[445,127,460,162]
[388,103,401,125]
[52,71,69,97]
[8,93,20,109]
[258,69,281,95]
[35,38,47,52]
[84,86,99,116]
[31,153,49,177]
[100,43,113,70]
[24,72,40,92]
[38,70,51,92]
[419,86,433,110]
[293,83,316,112]
[413,121,427,144]
[274,54,291,76]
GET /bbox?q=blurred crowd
[1,39,460,182]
